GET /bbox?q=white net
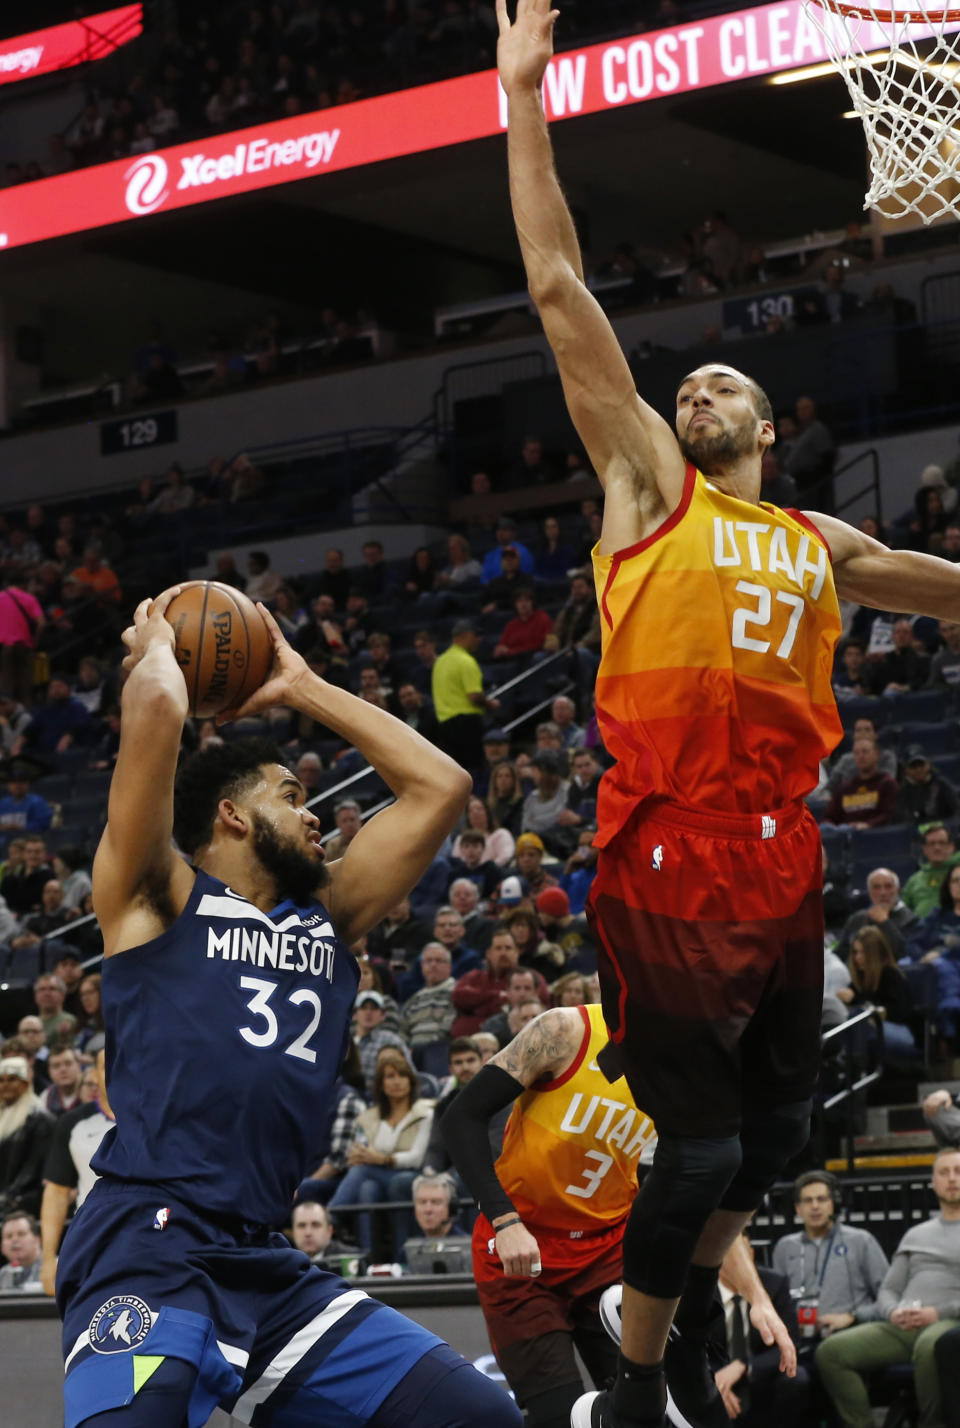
[807,1,960,222]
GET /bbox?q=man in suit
[710,1233,811,1426]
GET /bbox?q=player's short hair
[173,737,284,856]
[744,376,773,426]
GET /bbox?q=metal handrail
[304,649,576,817]
[832,447,883,525]
[817,1004,885,1172]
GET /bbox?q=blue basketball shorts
[57,1178,445,1428]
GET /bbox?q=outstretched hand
[496,0,560,95]
[216,603,310,724]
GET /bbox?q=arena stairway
[825,1079,959,1172]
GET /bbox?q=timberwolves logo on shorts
[88,1295,153,1354]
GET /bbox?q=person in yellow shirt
[431,620,499,771]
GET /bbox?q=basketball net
[807,0,960,222]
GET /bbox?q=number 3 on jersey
[731,579,804,660]
[238,976,323,1063]
[565,1149,614,1199]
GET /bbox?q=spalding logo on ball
[159,581,273,718]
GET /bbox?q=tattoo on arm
[491,1009,581,1086]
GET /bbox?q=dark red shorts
[586,798,824,1139]
[472,1215,623,1406]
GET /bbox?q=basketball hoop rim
[812,0,960,20]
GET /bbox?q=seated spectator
[0,1055,53,1217]
[550,971,588,1006]
[758,448,799,509]
[781,395,835,493]
[324,799,363,861]
[837,928,917,1061]
[0,1211,43,1291]
[39,1046,83,1119]
[903,823,960,916]
[912,479,952,554]
[502,904,564,978]
[449,831,500,901]
[226,454,265,503]
[290,1201,355,1267]
[710,1233,809,1428]
[33,973,77,1049]
[939,524,960,563]
[449,878,495,955]
[407,1171,467,1249]
[0,694,32,758]
[833,639,868,701]
[923,1088,960,1148]
[929,618,960,686]
[356,539,388,605]
[824,736,898,828]
[11,878,71,952]
[365,897,433,978]
[481,518,534,583]
[53,952,84,1018]
[894,746,958,826]
[828,719,897,791]
[550,696,585,752]
[90,705,121,770]
[553,570,602,654]
[815,1148,960,1428]
[399,944,456,1051]
[514,832,559,899]
[486,761,524,839]
[535,515,575,581]
[837,867,918,961]
[317,548,351,608]
[436,534,483,591]
[328,1051,434,1259]
[352,991,409,1095]
[397,905,480,1001]
[296,1046,368,1208]
[403,547,439,601]
[482,547,527,613]
[69,544,121,606]
[493,588,553,660]
[245,550,282,602]
[505,434,560,488]
[453,796,515,872]
[28,678,93,757]
[271,585,309,643]
[905,866,960,966]
[0,765,52,843]
[422,1038,484,1179]
[521,755,571,846]
[148,463,194,516]
[772,1171,889,1360]
[74,974,104,1059]
[1,836,54,917]
[866,617,930,694]
[535,887,597,972]
[354,957,401,1036]
[559,747,602,832]
[450,927,524,1036]
[480,965,548,1046]
[293,751,323,796]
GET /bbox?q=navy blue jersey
[93,869,359,1224]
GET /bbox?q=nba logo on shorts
[88,1295,153,1354]
[652,845,664,871]
[153,1207,170,1230]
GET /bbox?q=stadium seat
[71,769,113,799]
[896,722,960,758]
[889,689,949,723]
[848,825,916,863]
[839,698,890,731]
[31,774,73,804]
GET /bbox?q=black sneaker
[597,1287,727,1428]
[570,1389,668,1428]
[662,1327,729,1428]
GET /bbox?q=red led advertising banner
[0,6,142,88]
[0,1,947,253]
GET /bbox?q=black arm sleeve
[440,1064,526,1224]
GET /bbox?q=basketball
[160,580,274,717]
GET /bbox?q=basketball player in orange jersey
[495,4,960,1426]
[441,1002,797,1428]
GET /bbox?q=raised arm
[93,590,195,955]
[810,512,960,619]
[441,1006,585,1276]
[497,0,685,546]
[219,606,471,945]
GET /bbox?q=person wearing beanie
[536,887,598,973]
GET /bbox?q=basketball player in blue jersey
[55,590,523,1428]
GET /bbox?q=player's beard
[679,417,755,475]
[252,812,329,904]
